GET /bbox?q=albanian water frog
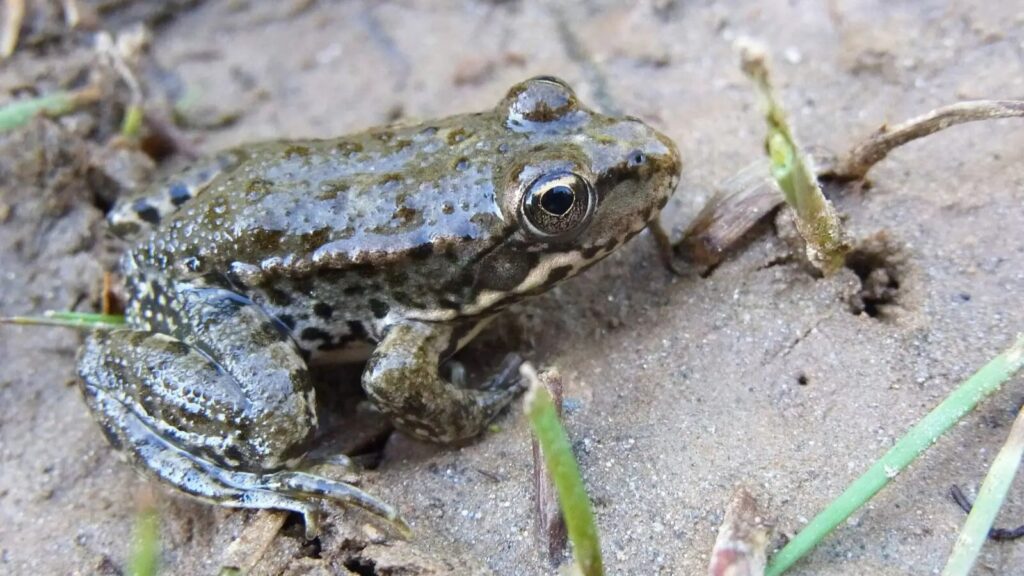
[77,76,681,536]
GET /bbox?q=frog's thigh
[78,329,312,473]
[163,282,323,467]
[362,321,523,443]
[78,329,404,536]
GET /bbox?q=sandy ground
[1,1,1023,574]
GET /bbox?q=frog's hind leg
[77,299,404,536]
[107,151,242,237]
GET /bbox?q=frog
[77,76,681,537]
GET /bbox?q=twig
[522,362,603,576]
[708,488,770,576]
[826,100,1024,182]
[950,485,1024,541]
[530,368,569,565]
[1,0,25,58]
[218,510,289,576]
[765,335,1024,575]
[676,160,783,273]
[942,405,1024,575]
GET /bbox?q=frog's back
[132,113,509,283]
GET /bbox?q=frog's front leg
[363,320,523,443]
[77,285,405,538]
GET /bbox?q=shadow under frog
[78,76,681,536]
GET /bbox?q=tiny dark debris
[797,373,809,386]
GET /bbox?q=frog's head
[469,76,680,306]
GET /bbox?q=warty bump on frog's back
[126,77,680,325]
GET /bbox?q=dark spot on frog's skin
[447,128,472,145]
[292,277,316,297]
[369,299,390,319]
[420,126,438,136]
[219,445,247,466]
[391,206,419,226]
[335,141,363,157]
[283,145,311,159]
[343,285,365,296]
[347,321,368,339]
[132,200,161,224]
[604,237,620,252]
[475,250,537,292]
[317,181,350,200]
[657,196,669,210]
[545,265,574,284]
[169,183,191,206]
[581,245,601,259]
[312,302,333,319]
[392,290,425,308]
[454,157,470,171]
[301,327,331,342]
[249,229,286,252]
[277,314,297,330]
[300,228,331,251]
[441,202,455,215]
[264,287,292,307]
[379,173,403,187]
[247,178,273,195]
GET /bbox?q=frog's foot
[363,322,526,444]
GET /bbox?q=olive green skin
[77,77,681,534]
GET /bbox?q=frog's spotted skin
[107,152,243,238]
[78,77,681,535]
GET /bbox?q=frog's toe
[260,470,409,537]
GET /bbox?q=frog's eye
[520,171,596,240]
[504,76,580,126]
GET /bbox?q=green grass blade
[739,42,849,274]
[1,310,125,330]
[942,405,1024,576]
[0,87,100,132]
[129,506,160,576]
[523,365,603,576]
[766,334,1024,575]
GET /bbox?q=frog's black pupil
[540,186,574,215]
